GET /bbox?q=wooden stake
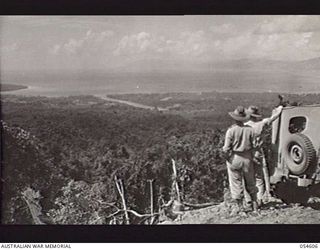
[171,159,181,202]
[114,176,130,225]
[148,180,154,215]
[148,179,155,224]
[261,148,271,196]
[119,179,130,225]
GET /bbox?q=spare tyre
[282,133,316,175]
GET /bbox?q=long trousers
[244,154,266,202]
[226,151,257,201]
[244,157,265,202]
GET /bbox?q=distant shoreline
[1,84,28,92]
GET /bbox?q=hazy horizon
[2,16,320,95]
[2,16,320,72]
[3,68,320,96]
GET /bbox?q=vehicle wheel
[282,134,316,175]
[273,180,310,205]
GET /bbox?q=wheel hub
[290,144,304,164]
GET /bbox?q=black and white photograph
[1,15,320,227]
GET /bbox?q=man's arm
[222,129,233,162]
[222,128,233,153]
[263,105,283,125]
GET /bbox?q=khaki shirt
[245,118,270,136]
[223,124,254,153]
[245,105,282,147]
[245,118,270,148]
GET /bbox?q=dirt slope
[160,197,320,224]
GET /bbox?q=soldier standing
[244,105,283,207]
[223,106,258,213]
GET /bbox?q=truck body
[269,105,320,203]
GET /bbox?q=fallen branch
[106,209,159,221]
[21,187,45,225]
[138,215,159,225]
[98,201,120,210]
[127,209,159,218]
[183,201,219,209]
[105,210,122,219]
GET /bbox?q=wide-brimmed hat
[246,105,262,118]
[228,106,249,121]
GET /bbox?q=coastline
[1,84,28,92]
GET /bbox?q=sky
[1,15,320,72]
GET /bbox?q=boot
[237,199,249,216]
[257,199,263,208]
[243,202,254,213]
[230,199,244,216]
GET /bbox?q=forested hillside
[1,94,227,224]
[1,92,320,224]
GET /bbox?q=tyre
[282,134,316,175]
[273,180,310,205]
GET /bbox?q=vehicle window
[289,116,306,133]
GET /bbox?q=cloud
[1,43,19,53]
[50,44,61,55]
[254,15,320,35]
[114,32,154,55]
[211,30,316,60]
[114,30,207,57]
[50,29,114,55]
[63,38,84,55]
[209,23,242,37]
[166,30,207,56]
[307,32,320,52]
[205,16,320,61]
[252,32,314,59]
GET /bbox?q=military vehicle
[269,104,320,204]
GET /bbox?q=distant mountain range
[113,57,320,73]
[3,57,320,75]
[293,57,320,71]
[217,57,320,71]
